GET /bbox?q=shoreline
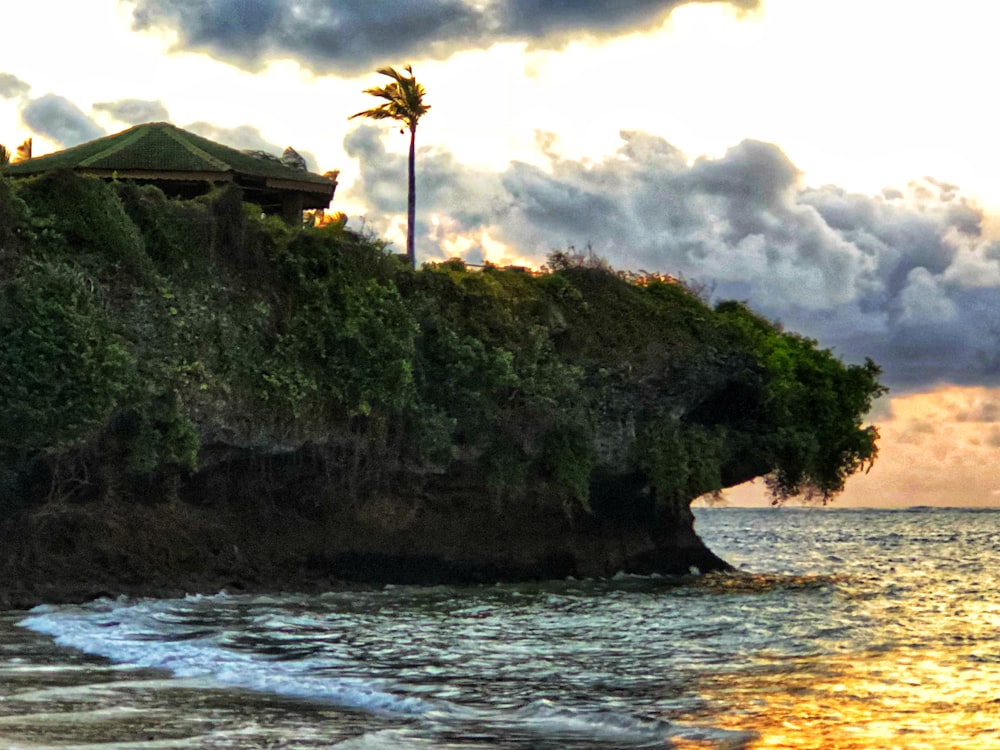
[0,564,726,613]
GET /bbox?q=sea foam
[19,595,430,716]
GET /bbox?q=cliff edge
[0,171,885,608]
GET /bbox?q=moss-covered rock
[0,171,886,602]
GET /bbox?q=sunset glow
[3,0,1000,506]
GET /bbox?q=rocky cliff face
[0,173,885,608]
[0,451,730,610]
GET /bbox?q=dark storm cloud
[124,0,757,74]
[21,95,104,147]
[345,126,1000,392]
[93,98,170,125]
[500,0,756,40]
[0,73,30,99]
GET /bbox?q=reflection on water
[3,508,1000,749]
[690,648,1000,749]
[694,508,1000,749]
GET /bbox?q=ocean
[2,507,999,749]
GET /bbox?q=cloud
[895,418,938,445]
[495,134,878,311]
[0,72,30,100]
[93,98,170,125]
[21,94,104,147]
[185,121,280,152]
[184,121,318,171]
[344,124,506,241]
[964,403,1000,424]
[344,126,1000,392]
[125,0,758,75]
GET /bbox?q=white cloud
[897,268,959,324]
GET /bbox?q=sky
[3,0,1000,507]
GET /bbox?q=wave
[19,594,430,716]
[18,592,752,748]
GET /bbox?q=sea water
[3,507,1000,749]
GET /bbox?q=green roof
[5,122,334,194]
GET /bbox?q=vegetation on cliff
[0,170,885,529]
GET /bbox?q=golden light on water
[7,509,1000,749]
[710,653,1000,748]
[670,581,1000,749]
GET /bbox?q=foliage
[113,182,214,278]
[350,64,430,268]
[0,169,886,514]
[0,174,28,255]
[15,171,149,278]
[539,419,595,505]
[479,434,530,491]
[0,259,135,458]
[117,398,200,474]
[638,416,726,504]
[349,65,431,131]
[715,300,887,501]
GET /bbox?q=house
[3,122,337,224]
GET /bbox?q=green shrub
[113,183,214,278]
[15,171,150,278]
[638,416,726,504]
[0,259,135,458]
[716,300,887,500]
[118,399,200,474]
[480,435,531,490]
[0,175,28,258]
[539,420,595,505]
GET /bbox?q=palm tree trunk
[407,126,417,268]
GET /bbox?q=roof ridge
[3,121,335,190]
[161,124,231,172]
[77,124,149,168]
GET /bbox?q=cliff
[0,171,885,608]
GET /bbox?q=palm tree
[15,138,31,162]
[350,65,430,268]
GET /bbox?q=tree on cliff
[350,65,430,269]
